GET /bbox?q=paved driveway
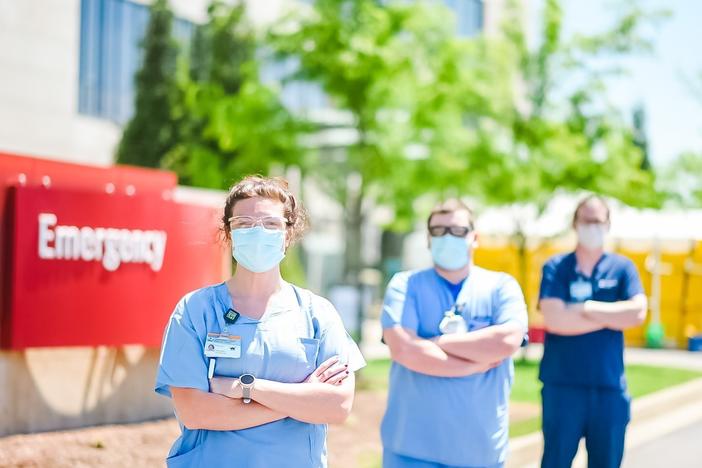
[623,422,702,468]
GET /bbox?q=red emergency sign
[1,153,228,349]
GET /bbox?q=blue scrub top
[538,252,644,389]
[155,282,366,468]
[439,276,466,302]
[380,267,528,467]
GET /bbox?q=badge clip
[224,308,240,325]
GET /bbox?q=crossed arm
[383,326,506,377]
[540,294,647,335]
[171,388,284,431]
[430,321,525,363]
[171,358,354,431]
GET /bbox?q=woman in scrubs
[155,175,365,468]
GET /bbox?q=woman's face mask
[231,226,286,273]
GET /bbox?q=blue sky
[530,0,702,168]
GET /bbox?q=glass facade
[444,0,484,37]
[78,0,193,124]
[78,0,483,123]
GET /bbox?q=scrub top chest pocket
[596,277,620,301]
[456,303,493,332]
[467,315,492,331]
[267,334,320,383]
[208,321,320,384]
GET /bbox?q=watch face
[240,374,255,385]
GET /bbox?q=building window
[78,0,193,124]
[260,55,328,113]
[444,0,484,37]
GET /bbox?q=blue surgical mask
[431,234,471,270]
[231,226,286,273]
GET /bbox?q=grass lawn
[357,357,702,438]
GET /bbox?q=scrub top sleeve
[494,275,529,330]
[622,259,645,299]
[539,259,568,301]
[380,272,419,332]
[315,298,367,372]
[155,296,209,398]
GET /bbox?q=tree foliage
[468,0,666,213]
[271,0,487,279]
[115,0,178,167]
[661,152,702,207]
[117,0,673,290]
[271,0,668,283]
[661,71,702,208]
[163,1,304,189]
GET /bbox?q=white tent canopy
[474,194,702,242]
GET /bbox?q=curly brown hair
[221,175,308,246]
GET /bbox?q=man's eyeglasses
[428,225,472,237]
[229,216,288,230]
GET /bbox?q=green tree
[271,0,485,283]
[164,1,305,189]
[661,72,702,208]
[116,0,178,167]
[160,1,308,284]
[662,152,702,207]
[473,0,665,210]
[453,0,669,287]
[633,103,651,170]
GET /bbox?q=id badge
[439,312,467,335]
[204,333,241,358]
[569,279,592,303]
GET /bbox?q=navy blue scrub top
[538,252,644,389]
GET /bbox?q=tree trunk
[343,178,364,341]
[513,225,529,362]
[344,192,363,284]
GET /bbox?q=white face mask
[576,223,607,250]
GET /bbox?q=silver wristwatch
[239,374,255,404]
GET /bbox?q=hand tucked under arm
[208,356,354,425]
[432,321,524,363]
[383,326,498,377]
[579,294,648,330]
[250,374,355,425]
[540,298,605,336]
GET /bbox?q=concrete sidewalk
[622,421,702,467]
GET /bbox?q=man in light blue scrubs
[381,199,528,468]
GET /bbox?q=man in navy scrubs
[538,195,648,468]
